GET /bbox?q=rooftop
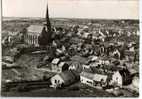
[80,72,108,82]
[58,62,66,68]
[27,25,44,33]
[51,58,60,65]
[93,74,108,82]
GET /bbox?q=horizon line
[2,16,139,20]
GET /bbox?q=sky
[2,0,139,19]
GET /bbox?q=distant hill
[2,17,139,32]
[2,17,44,21]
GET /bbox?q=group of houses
[48,53,133,90]
[3,21,138,92]
[50,70,79,88]
[2,30,23,46]
[51,58,69,73]
[22,22,138,91]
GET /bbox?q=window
[58,80,60,83]
[55,80,57,83]
[87,81,93,85]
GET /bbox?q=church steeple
[45,1,51,33]
[38,0,52,46]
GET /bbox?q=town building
[51,58,60,72]
[50,70,79,88]
[80,67,132,89]
[69,62,82,73]
[80,72,94,87]
[132,74,139,92]
[24,25,44,47]
[109,71,123,87]
[80,72,108,88]
[51,58,69,73]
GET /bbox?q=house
[56,49,64,56]
[119,69,132,85]
[88,56,98,62]
[69,55,88,73]
[82,64,90,70]
[91,56,98,61]
[43,55,50,62]
[128,68,138,75]
[50,70,79,88]
[80,72,94,87]
[124,50,136,62]
[71,55,88,64]
[89,62,100,68]
[112,49,121,59]
[109,71,123,87]
[129,46,135,52]
[81,67,132,89]
[69,62,82,73]
[82,26,89,32]
[2,33,21,46]
[58,62,69,72]
[97,57,110,66]
[51,58,69,73]
[24,25,44,47]
[110,68,132,87]
[136,30,140,36]
[51,58,60,72]
[2,36,8,45]
[2,60,17,69]
[132,75,139,92]
[82,32,90,38]
[93,74,108,87]
[2,56,14,63]
[80,72,108,88]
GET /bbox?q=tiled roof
[71,55,88,64]
[80,72,94,80]
[93,74,108,82]
[80,72,108,82]
[58,62,65,67]
[59,70,78,82]
[51,58,60,65]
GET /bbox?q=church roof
[27,25,44,33]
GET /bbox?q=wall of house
[80,76,94,87]
[56,68,63,73]
[51,64,60,72]
[24,32,39,47]
[50,74,64,87]
[111,71,122,87]
[132,76,139,91]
